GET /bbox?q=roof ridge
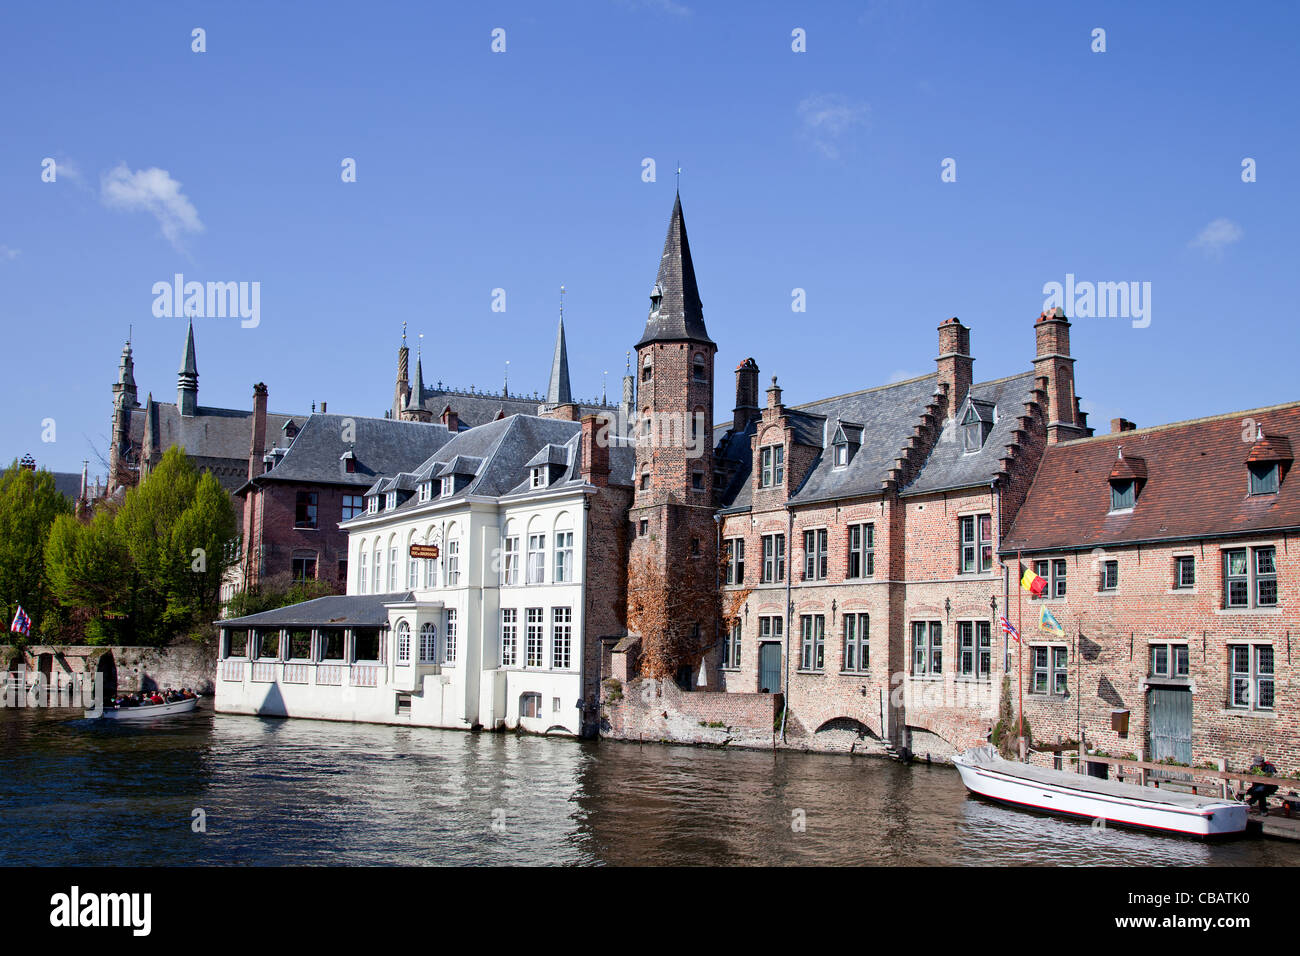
[1054,399,1300,446]
[791,371,937,410]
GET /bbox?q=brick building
[1001,405,1300,771]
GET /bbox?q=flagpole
[1017,551,1024,756]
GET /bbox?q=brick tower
[628,193,718,682]
[108,337,140,492]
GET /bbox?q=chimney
[766,375,783,411]
[441,406,459,433]
[733,358,760,432]
[1033,307,1087,444]
[320,401,327,414]
[581,415,610,487]
[936,317,972,411]
[248,383,268,479]
[1111,417,1136,434]
[19,454,35,472]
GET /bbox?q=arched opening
[96,651,118,700]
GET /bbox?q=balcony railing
[317,664,346,686]
[250,662,277,683]
[351,664,381,687]
[282,663,310,684]
[219,660,245,682]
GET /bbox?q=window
[1224,546,1276,608]
[419,623,437,663]
[367,496,379,515]
[640,472,650,490]
[847,523,874,578]
[282,628,309,661]
[1033,559,1067,599]
[407,550,418,588]
[760,445,784,487]
[445,539,460,586]
[372,545,382,592]
[553,697,562,714]
[353,629,380,662]
[641,356,653,383]
[962,406,986,453]
[638,519,648,537]
[358,551,368,593]
[723,621,741,669]
[959,514,993,574]
[525,609,544,667]
[692,471,704,491]
[958,621,991,679]
[502,535,520,585]
[1174,555,1195,590]
[444,609,457,664]
[799,615,825,671]
[759,616,783,658]
[1249,462,1280,496]
[1031,646,1069,695]
[761,534,786,583]
[292,555,316,584]
[725,538,745,585]
[320,630,344,661]
[552,607,571,669]
[295,491,318,529]
[500,610,518,667]
[802,529,828,580]
[342,495,364,520]
[554,531,573,583]
[1110,480,1135,512]
[417,482,430,503]
[520,692,541,719]
[396,621,411,663]
[527,533,546,584]
[386,492,397,511]
[255,630,280,660]
[843,613,869,672]
[912,622,942,675]
[425,548,438,588]
[833,442,848,468]
[225,629,249,658]
[1230,644,1274,710]
[441,477,454,497]
[1149,642,1189,678]
[1100,560,1118,591]
[693,354,707,383]
[337,558,347,583]
[690,537,700,556]
[388,547,397,593]
[530,467,546,489]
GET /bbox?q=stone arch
[814,716,880,738]
[543,724,573,736]
[903,722,961,760]
[95,650,118,700]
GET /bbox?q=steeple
[400,335,433,422]
[547,288,573,406]
[636,193,713,348]
[115,339,139,410]
[178,319,198,417]
[393,323,410,418]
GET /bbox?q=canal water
[3,706,1299,866]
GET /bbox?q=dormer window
[962,407,983,453]
[829,422,860,469]
[530,467,547,489]
[418,482,431,503]
[441,476,455,497]
[385,492,397,511]
[1249,462,1280,495]
[1110,480,1135,512]
[834,443,848,468]
[1108,448,1146,513]
[649,283,663,314]
[367,496,379,514]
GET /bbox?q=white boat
[953,745,1248,839]
[87,697,200,720]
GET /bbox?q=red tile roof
[1001,402,1300,554]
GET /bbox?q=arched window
[388,537,398,593]
[425,526,439,587]
[419,622,437,663]
[406,531,418,589]
[692,353,707,383]
[396,620,411,663]
[641,353,653,383]
[553,512,574,583]
[372,543,382,593]
[358,544,368,593]
[445,523,461,586]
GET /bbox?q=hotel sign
[409,544,440,559]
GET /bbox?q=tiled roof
[1001,402,1300,553]
[128,401,301,469]
[217,592,412,627]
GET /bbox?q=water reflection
[1,708,1297,866]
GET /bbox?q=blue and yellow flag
[1039,606,1065,637]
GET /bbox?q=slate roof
[902,372,1037,497]
[127,401,300,468]
[636,194,714,348]
[238,413,456,494]
[412,387,611,429]
[1001,401,1300,554]
[217,592,413,627]
[51,472,83,500]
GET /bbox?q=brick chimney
[580,415,610,486]
[1111,417,1136,434]
[766,375,783,411]
[441,406,458,433]
[248,383,268,479]
[936,317,972,411]
[1033,308,1088,444]
[733,358,760,433]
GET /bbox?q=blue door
[758,643,781,695]
[1148,687,1192,766]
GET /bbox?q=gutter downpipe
[780,505,793,742]
[994,479,1009,674]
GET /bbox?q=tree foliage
[224,571,338,620]
[627,551,721,680]
[0,462,72,642]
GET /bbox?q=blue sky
[3,0,1297,475]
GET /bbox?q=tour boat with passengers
[87,695,200,721]
[953,745,1248,838]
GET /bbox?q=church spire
[636,193,713,348]
[547,285,572,406]
[178,319,198,417]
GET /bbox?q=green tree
[0,461,71,641]
[45,510,132,644]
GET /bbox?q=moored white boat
[87,697,200,720]
[953,745,1247,838]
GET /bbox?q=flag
[1019,563,1047,597]
[1039,606,1065,637]
[998,615,1021,644]
[10,606,31,637]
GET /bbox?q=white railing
[250,662,277,683]
[351,664,381,687]
[282,663,310,684]
[219,660,245,682]
[317,664,345,686]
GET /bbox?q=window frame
[843,612,869,672]
[294,491,319,530]
[799,614,825,672]
[847,523,874,579]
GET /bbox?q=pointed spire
[547,287,572,405]
[177,320,198,416]
[637,193,712,348]
[405,335,425,411]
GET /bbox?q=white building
[215,413,633,736]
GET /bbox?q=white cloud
[1190,218,1243,257]
[100,163,204,248]
[0,245,19,261]
[798,94,869,159]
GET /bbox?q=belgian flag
[1019,563,1047,597]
